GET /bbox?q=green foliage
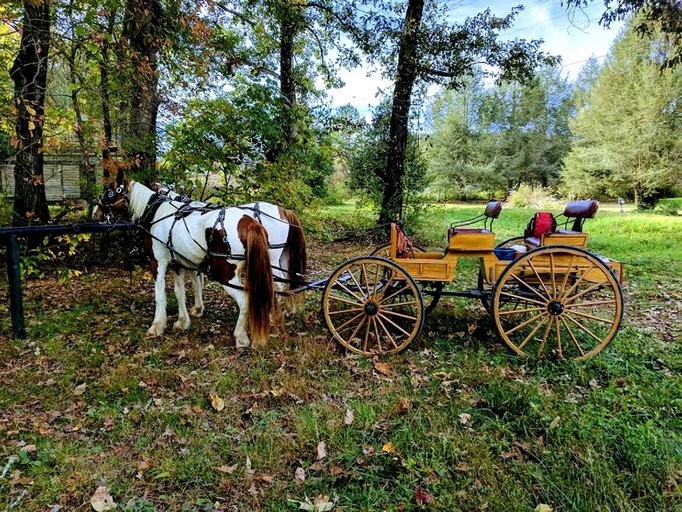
[505,184,563,209]
[426,66,574,199]
[162,75,334,210]
[563,19,682,206]
[348,100,430,223]
[20,233,91,281]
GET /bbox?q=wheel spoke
[517,316,549,350]
[509,272,551,303]
[499,291,547,307]
[363,314,372,352]
[558,255,576,298]
[372,264,381,299]
[568,309,615,325]
[560,316,585,356]
[555,317,562,358]
[537,317,553,356]
[380,284,412,304]
[549,253,557,299]
[375,314,399,349]
[497,306,545,316]
[336,312,367,334]
[564,282,608,305]
[504,312,547,336]
[565,299,617,308]
[386,299,420,308]
[564,313,606,344]
[379,308,418,321]
[527,259,553,300]
[344,315,367,346]
[348,269,367,301]
[559,262,595,301]
[327,307,364,316]
[377,312,411,337]
[370,316,383,353]
[334,279,364,303]
[328,293,364,307]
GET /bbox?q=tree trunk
[124,0,162,182]
[99,11,115,178]
[10,0,51,226]
[379,0,424,225]
[279,10,297,149]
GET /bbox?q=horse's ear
[116,168,125,186]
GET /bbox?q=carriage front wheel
[492,246,624,362]
[322,256,425,356]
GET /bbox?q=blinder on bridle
[97,183,129,222]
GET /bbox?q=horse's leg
[148,260,169,337]
[189,271,205,318]
[222,283,250,348]
[173,268,191,331]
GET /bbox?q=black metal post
[7,235,26,339]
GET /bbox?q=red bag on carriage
[524,212,557,238]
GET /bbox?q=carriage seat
[448,200,502,251]
[525,199,598,248]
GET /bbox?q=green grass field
[0,203,680,511]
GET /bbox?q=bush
[506,184,563,209]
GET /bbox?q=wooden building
[1,153,98,202]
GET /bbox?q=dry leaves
[414,484,434,506]
[73,383,87,396]
[317,441,327,460]
[344,408,354,425]
[458,413,471,425]
[209,392,225,412]
[373,361,394,377]
[295,466,306,484]
[90,486,116,512]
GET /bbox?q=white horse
[154,188,308,317]
[93,169,280,348]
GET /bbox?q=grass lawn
[0,202,680,511]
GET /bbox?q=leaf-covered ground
[0,208,681,511]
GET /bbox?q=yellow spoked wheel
[492,246,624,362]
[322,256,424,356]
[370,243,443,315]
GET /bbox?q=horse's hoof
[173,319,190,331]
[235,337,251,348]
[147,324,165,337]
[190,307,204,318]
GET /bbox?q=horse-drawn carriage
[95,172,623,362]
[321,200,624,362]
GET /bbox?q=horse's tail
[239,216,277,348]
[281,207,307,290]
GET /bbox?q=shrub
[506,184,563,209]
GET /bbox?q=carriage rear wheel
[370,243,443,314]
[492,246,623,362]
[322,256,425,356]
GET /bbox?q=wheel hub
[547,300,564,316]
[364,302,379,316]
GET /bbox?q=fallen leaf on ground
[535,505,553,512]
[295,466,306,484]
[90,486,116,511]
[209,392,225,412]
[73,383,87,396]
[344,408,354,425]
[216,464,237,474]
[374,362,394,376]
[382,441,395,454]
[459,413,471,425]
[317,441,327,460]
[414,484,434,505]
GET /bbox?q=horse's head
[93,168,131,222]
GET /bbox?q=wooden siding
[1,154,99,202]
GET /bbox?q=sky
[327,0,625,114]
